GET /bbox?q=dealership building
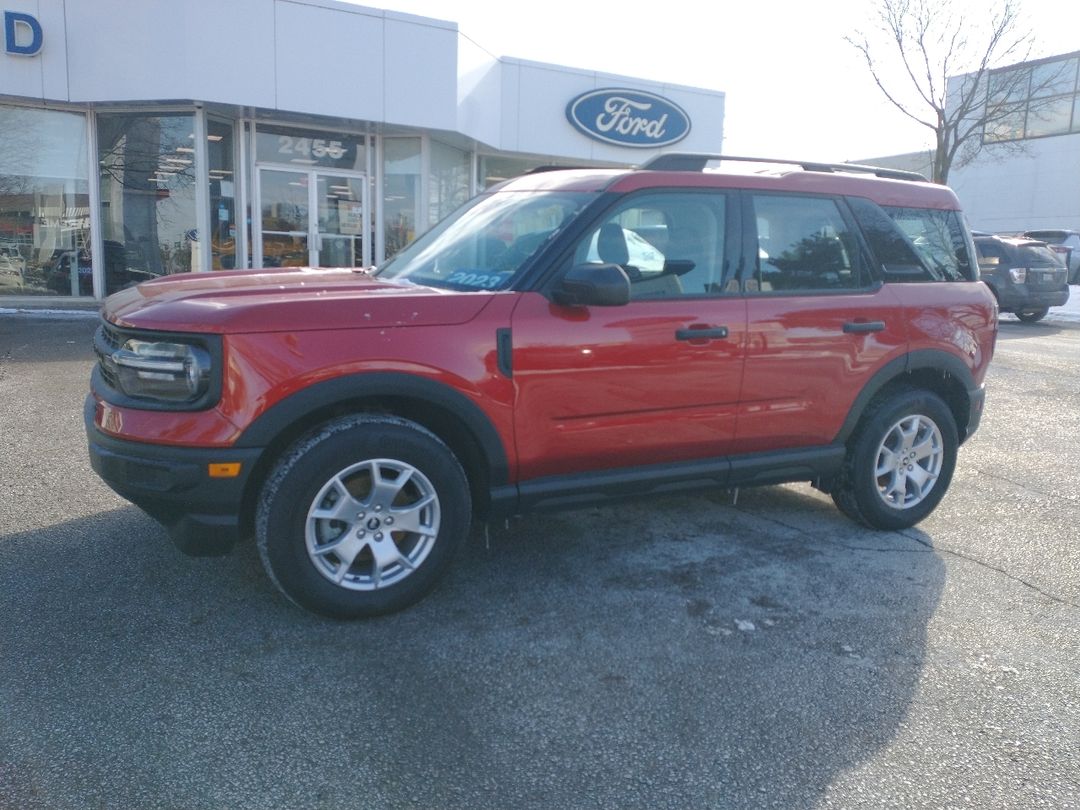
[0,0,725,302]
[948,50,1080,235]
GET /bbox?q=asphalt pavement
[0,305,1078,810]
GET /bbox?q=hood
[103,267,497,333]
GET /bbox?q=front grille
[94,321,122,390]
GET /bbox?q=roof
[494,155,962,211]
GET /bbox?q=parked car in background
[974,234,1070,322]
[0,254,24,290]
[1021,229,1080,283]
[0,244,25,285]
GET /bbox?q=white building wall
[489,57,725,162]
[456,34,502,148]
[1,0,462,132]
[2,0,725,162]
[951,136,1080,233]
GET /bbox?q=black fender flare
[234,372,510,486]
[835,350,978,444]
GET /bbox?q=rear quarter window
[883,206,975,281]
[848,197,976,282]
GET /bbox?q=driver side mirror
[552,263,631,307]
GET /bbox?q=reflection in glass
[1030,58,1078,99]
[208,120,237,270]
[383,138,421,258]
[429,141,470,226]
[0,105,90,297]
[984,102,1027,142]
[317,175,364,268]
[98,113,197,295]
[1025,95,1073,138]
[261,233,308,267]
[477,154,595,189]
[987,68,1031,105]
[261,170,309,233]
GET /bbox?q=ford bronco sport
[86,154,997,618]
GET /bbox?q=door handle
[676,326,729,341]
[843,321,885,334]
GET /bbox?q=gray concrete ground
[0,308,1078,810]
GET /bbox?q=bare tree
[848,0,1045,183]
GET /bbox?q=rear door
[509,190,747,480]
[735,192,908,454]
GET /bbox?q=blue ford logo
[566,89,691,148]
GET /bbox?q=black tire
[831,388,958,531]
[1015,307,1049,323]
[256,415,471,618]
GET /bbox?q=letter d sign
[4,11,43,56]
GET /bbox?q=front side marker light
[208,462,242,479]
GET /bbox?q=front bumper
[85,395,262,555]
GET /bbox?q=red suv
[86,154,998,618]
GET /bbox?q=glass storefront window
[1030,58,1078,99]
[429,141,470,225]
[208,120,237,270]
[383,138,421,258]
[478,155,547,189]
[983,103,1027,143]
[1025,95,1073,138]
[476,154,602,190]
[0,105,90,297]
[97,113,197,295]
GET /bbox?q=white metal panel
[62,0,276,106]
[35,0,67,100]
[456,33,501,147]
[951,135,1080,233]
[382,14,457,130]
[274,1,385,121]
[492,58,726,164]
[0,0,46,99]
[498,59,521,152]
[510,61,597,159]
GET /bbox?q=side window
[751,194,864,292]
[573,193,730,299]
[974,240,1007,272]
[881,206,975,281]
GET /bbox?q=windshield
[376,190,597,291]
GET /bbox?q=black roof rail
[523,164,593,175]
[640,153,928,182]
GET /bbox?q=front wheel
[256,415,471,618]
[831,389,958,530]
[1015,307,1049,323]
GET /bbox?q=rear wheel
[832,388,958,530]
[1015,307,1049,323]
[256,415,471,618]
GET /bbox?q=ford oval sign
[566,89,691,148]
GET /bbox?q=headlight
[112,339,212,403]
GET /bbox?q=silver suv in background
[1022,229,1080,284]
[974,234,1070,323]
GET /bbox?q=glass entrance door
[257,167,368,268]
[315,174,366,267]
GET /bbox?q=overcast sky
[353,0,1080,162]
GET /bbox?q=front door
[510,190,747,481]
[257,167,368,268]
